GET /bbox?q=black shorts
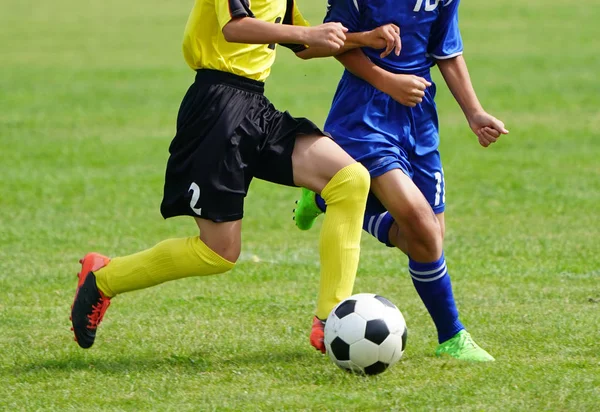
[160,69,323,222]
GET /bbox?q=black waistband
[195,69,265,94]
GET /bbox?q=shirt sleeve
[323,0,361,33]
[215,0,254,30]
[427,0,463,59]
[279,0,310,53]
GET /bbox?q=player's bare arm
[335,49,430,107]
[222,17,348,52]
[436,55,509,148]
[296,23,401,60]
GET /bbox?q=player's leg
[262,131,370,352]
[410,159,492,361]
[371,169,442,260]
[374,160,493,361]
[292,134,370,351]
[372,170,460,341]
[94,218,239,299]
[239,86,369,352]
[95,219,239,296]
[93,220,238,299]
[373,171,460,351]
[376,210,443,256]
[71,220,238,349]
[71,70,255,349]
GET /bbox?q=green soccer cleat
[294,188,323,230]
[435,330,495,362]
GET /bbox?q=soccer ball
[324,293,407,375]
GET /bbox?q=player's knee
[200,235,241,263]
[344,163,370,202]
[417,220,443,256]
[215,243,241,263]
[416,216,442,247]
[219,247,240,263]
[322,162,370,206]
[401,203,442,247]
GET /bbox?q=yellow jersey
[183,0,310,82]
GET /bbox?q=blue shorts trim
[369,159,409,179]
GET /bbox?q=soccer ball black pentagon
[324,293,407,375]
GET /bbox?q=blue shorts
[324,70,446,215]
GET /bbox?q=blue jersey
[325,0,463,75]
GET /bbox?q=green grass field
[1,0,599,410]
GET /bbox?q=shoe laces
[457,332,478,351]
[87,298,110,329]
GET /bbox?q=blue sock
[409,253,464,343]
[364,211,395,247]
[315,194,326,212]
[316,195,395,247]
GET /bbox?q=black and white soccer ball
[324,293,407,375]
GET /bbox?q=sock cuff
[321,163,370,204]
[95,272,115,298]
[409,252,445,270]
[365,211,395,247]
[189,237,235,270]
[409,253,446,282]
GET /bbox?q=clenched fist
[305,23,348,52]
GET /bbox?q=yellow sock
[95,237,234,297]
[315,163,370,320]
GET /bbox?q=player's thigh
[410,149,446,236]
[411,150,445,215]
[371,169,437,230]
[194,217,242,263]
[291,134,357,194]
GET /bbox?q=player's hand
[468,111,509,147]
[365,24,401,58]
[383,74,431,107]
[306,23,348,52]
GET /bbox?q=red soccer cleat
[70,253,111,349]
[310,316,326,354]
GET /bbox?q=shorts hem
[162,211,243,223]
[432,205,445,215]
[369,161,410,179]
